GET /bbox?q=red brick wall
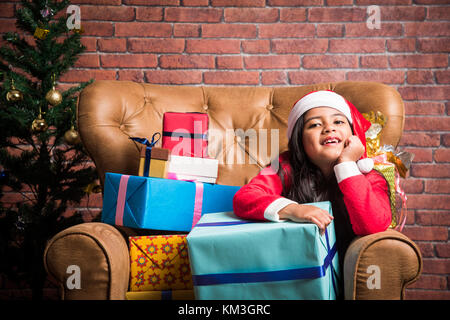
[1,0,449,300]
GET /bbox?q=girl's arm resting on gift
[334,161,392,236]
[233,166,295,222]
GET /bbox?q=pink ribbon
[192,182,204,228]
[115,174,130,225]
[372,153,388,164]
[394,171,408,232]
[167,172,178,180]
[168,173,205,228]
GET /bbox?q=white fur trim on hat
[287,91,353,139]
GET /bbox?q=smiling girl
[233,90,392,277]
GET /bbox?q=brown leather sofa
[43,80,422,300]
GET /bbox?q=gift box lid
[140,146,170,161]
[162,112,209,158]
[168,155,218,179]
[163,112,209,131]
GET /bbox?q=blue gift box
[186,202,340,300]
[102,172,240,232]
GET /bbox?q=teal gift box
[102,172,240,232]
[186,202,340,300]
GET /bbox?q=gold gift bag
[363,111,411,231]
[373,162,398,229]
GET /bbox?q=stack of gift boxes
[101,112,341,300]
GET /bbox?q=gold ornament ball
[45,88,62,106]
[31,115,48,133]
[64,127,81,145]
[6,89,23,102]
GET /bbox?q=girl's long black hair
[277,115,356,294]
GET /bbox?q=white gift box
[168,155,219,184]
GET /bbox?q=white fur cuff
[264,198,297,222]
[334,161,362,183]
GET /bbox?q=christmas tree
[0,0,98,299]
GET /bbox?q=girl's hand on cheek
[337,135,365,163]
[279,204,334,235]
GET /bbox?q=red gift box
[162,112,208,158]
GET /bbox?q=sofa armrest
[344,229,422,300]
[43,222,130,300]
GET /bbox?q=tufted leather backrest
[77,81,404,187]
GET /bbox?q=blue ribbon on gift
[196,221,255,227]
[130,132,161,177]
[324,226,338,295]
[192,221,338,295]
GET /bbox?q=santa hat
[287,90,374,173]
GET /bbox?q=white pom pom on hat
[288,90,374,173]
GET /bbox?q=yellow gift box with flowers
[129,235,193,292]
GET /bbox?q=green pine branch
[0,1,98,294]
